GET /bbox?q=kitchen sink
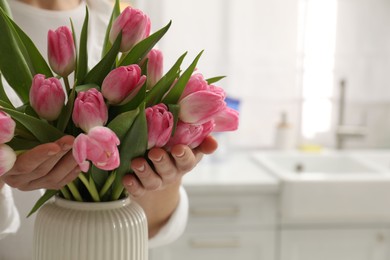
[252,150,390,225]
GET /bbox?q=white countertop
[182,151,279,194]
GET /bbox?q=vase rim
[54,196,131,211]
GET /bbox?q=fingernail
[48,150,59,156]
[153,154,163,162]
[62,144,72,151]
[175,150,185,158]
[135,164,145,172]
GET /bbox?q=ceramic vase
[33,196,148,260]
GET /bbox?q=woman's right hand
[0,135,80,191]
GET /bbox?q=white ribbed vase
[33,196,148,260]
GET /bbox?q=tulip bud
[145,104,173,149]
[72,88,108,133]
[178,73,226,124]
[146,49,163,90]
[101,65,146,105]
[0,144,17,176]
[164,120,210,150]
[48,26,76,77]
[179,90,226,124]
[73,126,120,172]
[29,74,66,121]
[109,7,151,52]
[213,107,240,132]
[0,111,15,144]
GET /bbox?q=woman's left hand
[123,135,218,197]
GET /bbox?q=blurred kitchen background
[3,0,390,260]
[134,0,390,151]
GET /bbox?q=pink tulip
[48,26,76,77]
[165,120,214,150]
[0,144,17,176]
[109,7,151,52]
[179,74,226,124]
[180,73,209,98]
[145,104,173,149]
[72,88,108,133]
[29,74,66,121]
[179,91,226,124]
[101,65,146,105]
[213,107,240,132]
[0,111,15,144]
[146,49,163,90]
[72,126,120,172]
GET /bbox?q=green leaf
[84,33,121,86]
[119,21,172,66]
[113,83,146,114]
[0,73,13,108]
[56,87,76,132]
[206,76,226,85]
[90,166,109,192]
[0,8,32,103]
[75,6,89,84]
[163,50,204,104]
[99,170,116,200]
[167,104,180,136]
[145,52,186,106]
[9,18,53,77]
[0,0,12,18]
[101,0,121,57]
[107,108,139,140]
[111,103,148,200]
[74,83,100,93]
[7,136,40,151]
[27,189,58,217]
[1,107,64,143]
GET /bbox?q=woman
[0,0,217,249]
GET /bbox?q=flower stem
[111,184,124,201]
[78,174,100,202]
[99,171,116,199]
[60,187,72,200]
[63,76,71,93]
[67,182,83,202]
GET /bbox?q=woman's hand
[0,136,80,191]
[122,135,218,237]
[123,135,218,197]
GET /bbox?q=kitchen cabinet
[280,228,390,260]
[149,192,277,260]
[149,153,279,260]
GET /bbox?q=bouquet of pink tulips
[0,0,239,215]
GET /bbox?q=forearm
[132,180,181,238]
[0,179,4,189]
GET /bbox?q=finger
[171,145,198,173]
[6,135,74,177]
[122,174,146,197]
[25,145,74,182]
[131,157,163,190]
[29,150,79,189]
[196,135,218,155]
[147,148,180,181]
[7,143,62,176]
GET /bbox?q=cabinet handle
[190,206,240,217]
[189,238,241,249]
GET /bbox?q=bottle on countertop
[274,112,295,150]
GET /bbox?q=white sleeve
[0,185,20,240]
[148,186,189,248]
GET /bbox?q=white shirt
[0,185,20,240]
[0,0,188,254]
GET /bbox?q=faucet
[335,79,366,149]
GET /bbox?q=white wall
[135,0,390,150]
